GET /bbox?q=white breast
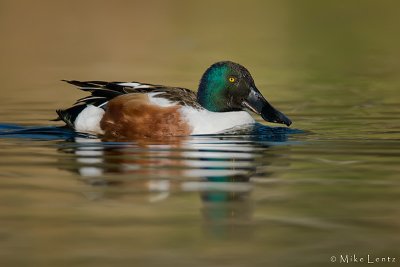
[180,107,255,135]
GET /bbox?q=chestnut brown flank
[100,94,191,140]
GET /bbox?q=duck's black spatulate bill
[260,101,292,126]
[242,87,292,126]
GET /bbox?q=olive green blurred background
[1,0,399,114]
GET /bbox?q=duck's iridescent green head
[197,61,292,126]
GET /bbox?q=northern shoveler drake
[56,61,292,139]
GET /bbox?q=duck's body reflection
[58,125,293,238]
[67,136,258,191]
[1,122,298,239]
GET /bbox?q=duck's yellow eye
[228,77,236,83]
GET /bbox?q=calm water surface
[1,1,400,267]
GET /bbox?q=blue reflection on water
[0,122,303,142]
[0,123,91,140]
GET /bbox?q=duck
[56,61,292,139]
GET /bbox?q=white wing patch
[148,92,175,107]
[118,82,152,89]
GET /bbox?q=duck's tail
[54,80,126,128]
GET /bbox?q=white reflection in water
[71,136,260,181]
